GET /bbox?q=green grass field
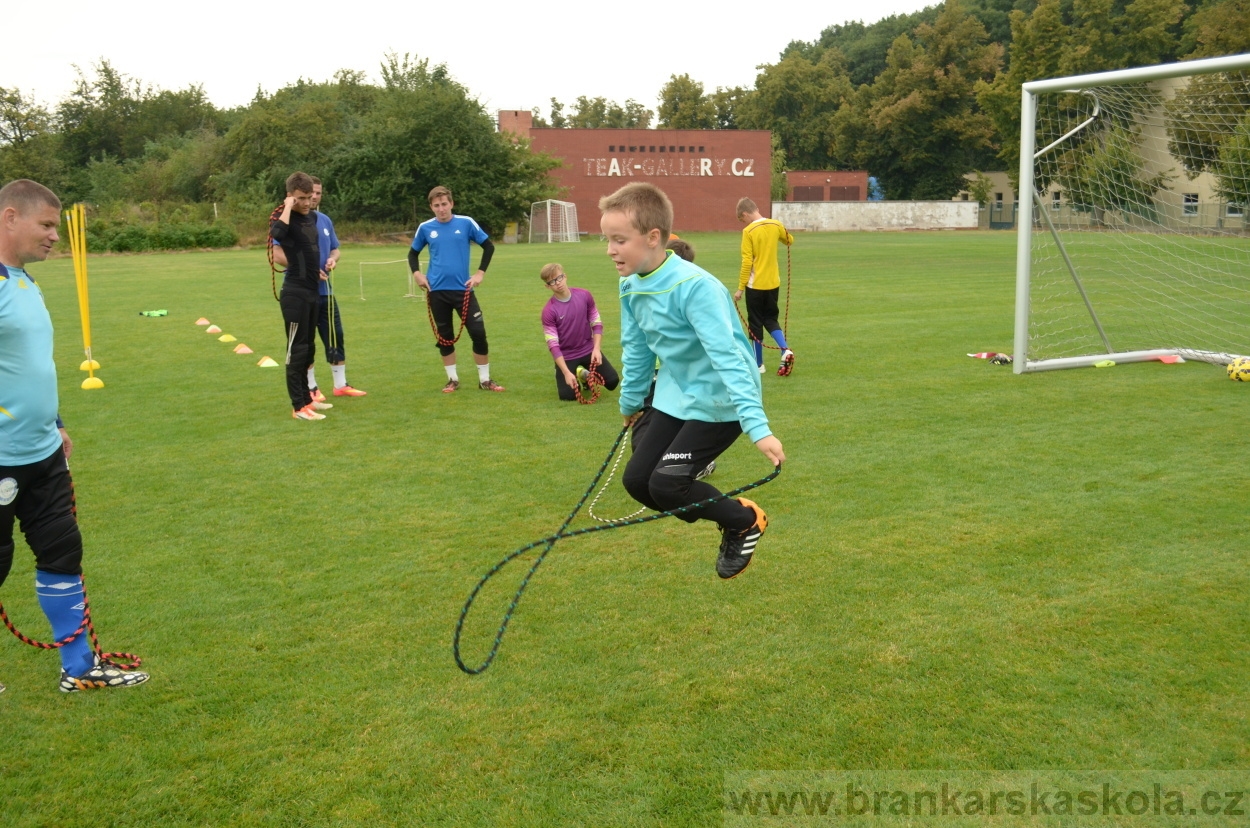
[1,231,1246,826]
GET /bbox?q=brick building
[499,111,772,232]
[784,170,869,202]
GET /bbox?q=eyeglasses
[543,274,566,285]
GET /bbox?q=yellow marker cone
[258,356,279,367]
[205,324,222,334]
[218,334,237,342]
[65,203,103,387]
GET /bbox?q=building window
[679,146,685,152]
[629,146,636,152]
[1226,202,1243,217]
[609,145,616,152]
[1052,191,1061,207]
[1183,193,1198,216]
[698,146,704,152]
[649,146,655,152]
[669,146,675,152]
[995,192,1003,205]
[659,146,665,153]
[688,146,695,153]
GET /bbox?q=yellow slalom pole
[65,203,103,389]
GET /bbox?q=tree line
[0,54,559,240]
[2,0,1247,236]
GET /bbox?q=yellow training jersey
[739,218,793,291]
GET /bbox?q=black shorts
[623,408,752,529]
[0,445,83,586]
[744,287,780,338]
[427,289,488,356]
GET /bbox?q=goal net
[529,200,580,243]
[1014,53,1250,373]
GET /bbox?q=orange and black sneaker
[442,379,460,393]
[479,379,506,392]
[716,498,768,579]
[59,656,149,693]
[310,387,327,403]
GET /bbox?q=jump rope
[1,576,143,671]
[453,422,780,675]
[269,213,776,672]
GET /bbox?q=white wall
[774,201,980,231]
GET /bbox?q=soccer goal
[529,200,580,243]
[1014,53,1250,373]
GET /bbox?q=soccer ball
[1227,357,1250,381]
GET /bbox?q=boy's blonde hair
[599,182,672,243]
[735,197,758,218]
[428,185,452,204]
[539,262,564,282]
[665,238,695,262]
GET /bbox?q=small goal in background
[529,200,580,244]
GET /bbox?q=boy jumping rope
[735,197,795,376]
[604,183,785,579]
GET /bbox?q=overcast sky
[5,0,937,115]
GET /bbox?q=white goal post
[1014,53,1250,373]
[529,200,580,243]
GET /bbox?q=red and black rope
[424,287,474,346]
[0,576,143,670]
[574,364,605,405]
[266,202,285,302]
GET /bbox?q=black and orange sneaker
[59,656,149,693]
[442,379,460,393]
[479,379,506,392]
[716,498,768,579]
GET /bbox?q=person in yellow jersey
[734,197,795,376]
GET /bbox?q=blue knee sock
[770,329,789,351]
[753,340,764,366]
[35,570,93,676]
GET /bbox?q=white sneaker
[778,349,795,377]
[293,405,326,421]
[310,400,333,410]
[59,655,150,692]
[758,364,766,374]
